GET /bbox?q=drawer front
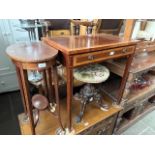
[73,46,134,67]
[136,42,155,53]
[79,115,117,135]
[15,61,54,71]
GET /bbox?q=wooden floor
[0,91,23,135]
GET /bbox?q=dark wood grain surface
[42,33,138,55]
[6,41,58,63]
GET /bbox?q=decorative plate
[73,64,110,83]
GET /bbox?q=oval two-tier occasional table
[6,41,60,135]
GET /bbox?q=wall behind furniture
[0,19,29,93]
[132,20,155,40]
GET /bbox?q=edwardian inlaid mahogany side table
[42,33,138,133]
[6,42,62,135]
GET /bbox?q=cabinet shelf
[101,76,121,102]
[18,95,121,135]
[127,74,155,105]
[105,51,155,76]
[102,73,155,105]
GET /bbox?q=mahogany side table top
[6,41,59,135]
[6,41,58,63]
[42,33,138,55]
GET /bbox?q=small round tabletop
[6,41,58,63]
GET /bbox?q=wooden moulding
[18,95,121,135]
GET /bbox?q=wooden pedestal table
[6,42,63,135]
[43,33,138,133]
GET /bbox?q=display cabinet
[103,40,155,134]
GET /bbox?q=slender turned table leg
[46,68,54,104]
[66,67,73,131]
[15,66,27,114]
[43,70,48,98]
[53,66,65,131]
[20,68,35,135]
[118,53,134,104]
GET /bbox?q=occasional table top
[42,33,138,55]
[6,41,58,63]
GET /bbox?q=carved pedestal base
[74,84,109,123]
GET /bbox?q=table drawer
[73,46,134,67]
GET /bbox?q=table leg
[46,68,54,104]
[118,53,134,103]
[53,66,65,131]
[15,66,27,114]
[20,69,35,135]
[66,67,73,131]
[43,70,48,98]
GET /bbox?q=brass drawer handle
[88,55,94,60]
[109,51,115,56]
[122,48,127,53]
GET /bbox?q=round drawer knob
[88,55,94,60]
[109,51,115,56]
[122,48,127,53]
